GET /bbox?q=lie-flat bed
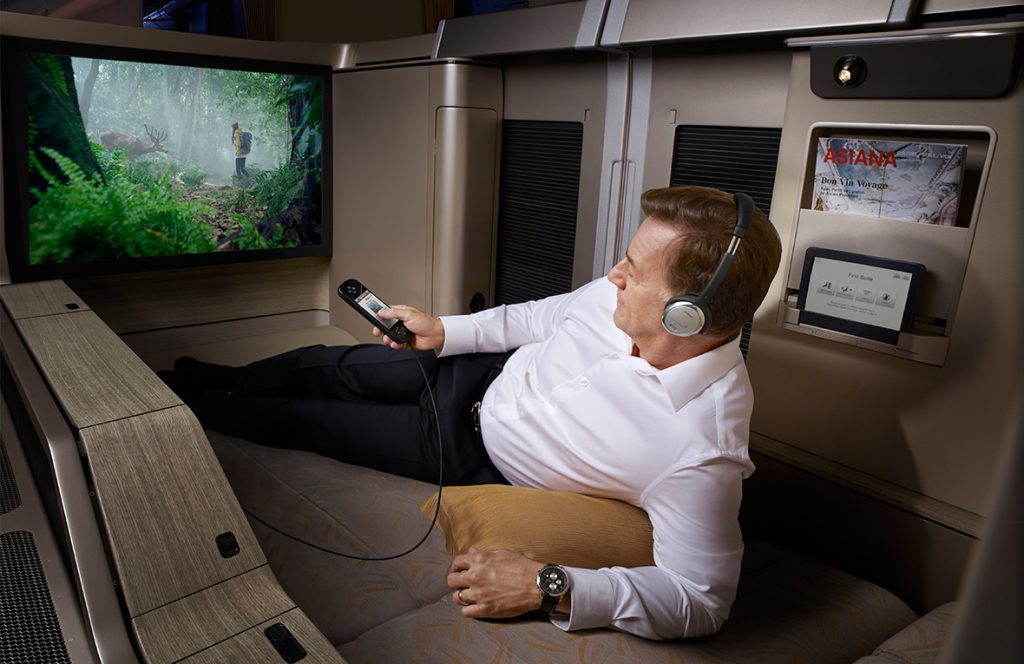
[0,273,960,662]
[146,324,958,664]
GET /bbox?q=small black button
[215,532,240,558]
[65,303,80,310]
[264,623,307,662]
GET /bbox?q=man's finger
[450,555,472,572]
[380,304,413,319]
[446,569,470,587]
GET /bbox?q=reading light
[833,55,867,88]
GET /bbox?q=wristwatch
[536,564,571,614]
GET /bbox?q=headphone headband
[661,192,754,337]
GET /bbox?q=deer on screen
[99,124,169,158]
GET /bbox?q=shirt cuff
[437,315,477,357]
[548,567,617,632]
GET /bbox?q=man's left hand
[446,548,544,618]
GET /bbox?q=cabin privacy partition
[0,280,345,663]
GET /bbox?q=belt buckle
[470,401,482,433]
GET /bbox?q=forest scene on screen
[26,53,323,264]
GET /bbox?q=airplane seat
[853,602,961,664]
[124,305,959,663]
[208,429,928,663]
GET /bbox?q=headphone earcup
[662,296,708,337]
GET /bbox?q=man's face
[606,217,681,344]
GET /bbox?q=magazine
[811,137,966,225]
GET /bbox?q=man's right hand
[376,305,446,352]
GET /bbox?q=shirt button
[579,378,590,388]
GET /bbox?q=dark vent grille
[0,439,20,514]
[739,320,754,359]
[670,125,782,214]
[670,125,783,360]
[495,120,583,305]
[1,531,72,664]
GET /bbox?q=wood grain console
[79,407,267,618]
[0,280,346,662]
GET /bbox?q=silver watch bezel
[536,564,571,599]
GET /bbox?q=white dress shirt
[439,277,755,640]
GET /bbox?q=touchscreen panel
[797,248,925,345]
[355,290,398,328]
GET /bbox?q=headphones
[661,192,754,337]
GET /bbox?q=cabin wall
[637,45,792,237]
[329,61,503,340]
[741,50,1021,611]
[499,52,616,290]
[613,32,1020,612]
[477,21,1019,613]
[754,52,1023,516]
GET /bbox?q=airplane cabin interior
[0,1,1021,663]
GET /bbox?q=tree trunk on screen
[28,54,101,194]
[79,58,101,129]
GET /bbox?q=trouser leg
[200,393,448,483]
[199,345,511,485]
[233,344,437,403]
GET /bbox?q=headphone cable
[240,348,444,561]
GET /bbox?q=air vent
[670,125,783,359]
[0,531,72,664]
[0,439,20,514]
[670,125,781,214]
[495,120,583,305]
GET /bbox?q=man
[231,121,248,182]
[164,185,782,640]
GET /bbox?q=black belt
[470,351,512,447]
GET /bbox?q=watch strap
[539,592,560,614]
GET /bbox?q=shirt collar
[626,337,743,412]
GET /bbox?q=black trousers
[197,344,511,486]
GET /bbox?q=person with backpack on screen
[231,121,251,183]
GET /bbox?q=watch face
[538,565,569,597]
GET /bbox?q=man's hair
[640,185,782,338]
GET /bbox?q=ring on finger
[458,589,466,605]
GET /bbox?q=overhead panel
[433,0,607,58]
[798,30,1022,99]
[920,0,1024,15]
[602,0,907,47]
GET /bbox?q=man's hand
[374,305,446,352]
[447,548,547,619]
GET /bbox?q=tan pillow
[419,484,654,569]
